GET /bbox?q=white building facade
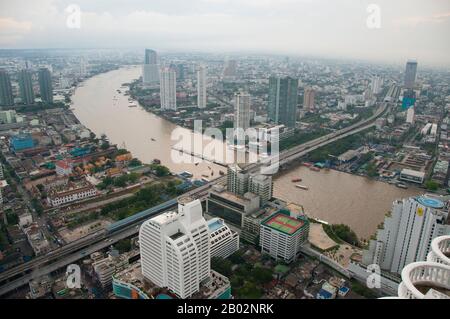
[160,68,177,111]
[197,65,207,109]
[139,198,210,299]
[234,92,251,132]
[207,218,239,259]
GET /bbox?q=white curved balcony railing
[427,235,450,266]
[398,261,450,299]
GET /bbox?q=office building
[38,68,53,103]
[139,198,210,299]
[160,67,177,111]
[248,173,273,206]
[197,65,207,109]
[362,195,450,275]
[207,218,240,259]
[18,69,35,105]
[303,87,315,110]
[207,184,260,227]
[260,209,310,263]
[268,76,298,128]
[0,70,14,106]
[142,49,159,85]
[227,164,249,195]
[404,60,418,89]
[234,92,251,132]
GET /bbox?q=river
[72,66,423,239]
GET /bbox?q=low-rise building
[207,218,240,259]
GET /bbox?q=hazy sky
[0,0,449,67]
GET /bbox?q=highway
[0,102,389,296]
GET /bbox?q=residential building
[362,195,450,275]
[160,67,177,111]
[303,87,315,110]
[0,110,17,124]
[227,164,249,195]
[142,49,159,85]
[223,59,237,77]
[234,92,251,133]
[268,76,298,128]
[207,218,239,259]
[38,68,53,103]
[0,70,14,106]
[248,173,273,206]
[46,183,97,207]
[197,65,207,109]
[18,69,35,105]
[139,197,210,299]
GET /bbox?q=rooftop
[416,196,445,209]
[263,212,305,235]
[207,218,225,233]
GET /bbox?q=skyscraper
[160,67,177,111]
[139,198,210,299]
[223,59,237,77]
[38,68,53,104]
[362,195,450,275]
[197,65,207,109]
[371,76,383,94]
[0,70,14,106]
[142,49,159,85]
[404,60,418,89]
[18,69,35,105]
[303,87,315,111]
[268,76,298,128]
[234,92,251,132]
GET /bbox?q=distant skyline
[0,0,449,67]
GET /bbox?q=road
[0,102,389,296]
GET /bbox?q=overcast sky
[0,0,449,67]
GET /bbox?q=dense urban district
[0,49,449,300]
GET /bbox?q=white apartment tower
[249,173,273,206]
[160,68,177,111]
[234,92,251,132]
[406,107,415,124]
[363,195,450,275]
[227,164,249,196]
[197,65,207,109]
[139,198,210,299]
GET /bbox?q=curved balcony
[427,235,450,266]
[397,261,450,299]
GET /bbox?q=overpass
[0,102,389,296]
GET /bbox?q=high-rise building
[142,49,159,85]
[160,68,176,111]
[18,69,35,105]
[38,68,53,104]
[207,218,240,259]
[303,87,315,110]
[404,60,418,89]
[0,163,3,179]
[406,107,415,124]
[371,76,383,94]
[223,60,237,77]
[234,92,251,132]
[227,164,249,196]
[139,198,210,299]
[197,65,207,109]
[362,195,450,275]
[249,173,273,206]
[381,235,450,299]
[268,76,298,128]
[0,70,14,106]
[0,110,17,124]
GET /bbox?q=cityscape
[0,0,449,307]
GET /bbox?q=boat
[396,183,408,189]
[219,170,225,176]
[295,185,309,190]
[302,162,312,167]
[151,138,156,141]
[310,166,320,172]
[128,104,137,108]
[291,178,302,183]
[202,174,209,178]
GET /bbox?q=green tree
[115,239,132,253]
[425,180,439,191]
